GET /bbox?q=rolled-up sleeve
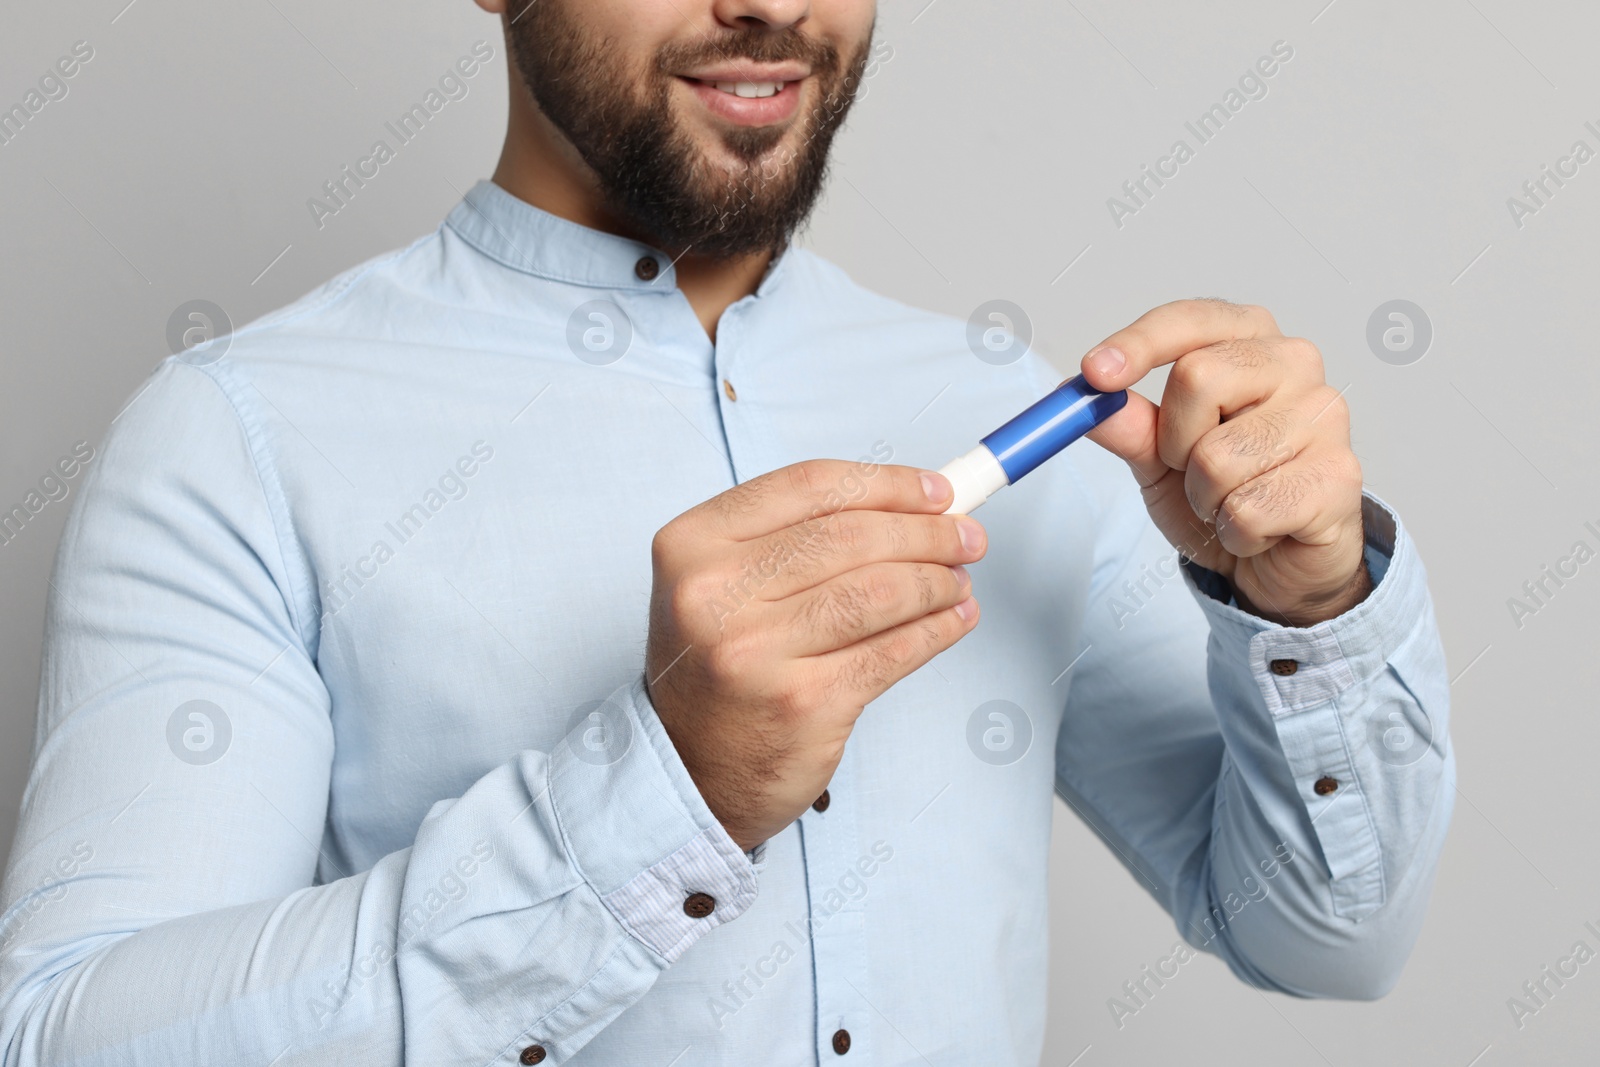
[1055,465,1454,1000]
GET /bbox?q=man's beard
[506,5,872,259]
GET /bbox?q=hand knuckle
[651,522,684,565]
[1282,336,1324,374]
[1217,338,1263,369]
[704,635,754,687]
[714,475,766,520]
[1183,475,1212,522]
[668,572,714,620]
[1313,384,1349,424]
[882,513,910,554]
[859,568,898,610]
[1191,432,1234,477]
[788,459,832,501]
[823,655,876,712]
[1243,410,1291,465]
[1248,466,1307,517]
[1245,303,1280,331]
[1176,297,1220,324]
[770,678,811,722]
[1171,353,1215,394]
[1335,450,1365,493]
[1220,496,1267,541]
[823,512,870,557]
[773,535,821,584]
[836,650,877,696]
[847,633,906,693]
[873,631,915,675]
[809,581,871,643]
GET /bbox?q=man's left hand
[1077,298,1371,628]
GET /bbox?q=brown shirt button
[1269,658,1299,676]
[1313,776,1339,796]
[634,255,659,281]
[812,789,830,812]
[683,891,716,918]
[831,1028,852,1055]
[519,1045,547,1065]
[722,378,737,401]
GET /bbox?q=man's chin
[676,119,798,173]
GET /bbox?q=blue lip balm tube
[937,374,1128,514]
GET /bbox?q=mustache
[656,27,841,76]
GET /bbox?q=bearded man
[0,1,1453,1064]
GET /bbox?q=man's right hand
[645,459,987,852]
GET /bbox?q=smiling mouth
[683,77,789,99]
[675,74,806,129]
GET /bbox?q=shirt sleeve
[0,358,756,1067]
[1053,451,1455,1000]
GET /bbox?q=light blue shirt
[0,179,1454,1066]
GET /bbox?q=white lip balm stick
[937,374,1128,514]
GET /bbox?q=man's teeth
[712,81,784,99]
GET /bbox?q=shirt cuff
[546,672,758,963]
[1179,492,1440,922]
[1180,492,1416,710]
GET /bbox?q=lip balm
[937,374,1127,515]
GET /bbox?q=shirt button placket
[798,758,865,1062]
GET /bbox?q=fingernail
[1086,346,1126,378]
[921,471,950,503]
[954,596,977,621]
[950,563,971,589]
[957,517,985,554]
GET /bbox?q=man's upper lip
[679,62,810,83]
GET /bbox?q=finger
[1079,298,1280,393]
[1184,401,1321,524]
[1083,388,1169,488]
[1156,338,1299,471]
[1214,447,1363,558]
[735,509,985,602]
[808,593,979,706]
[684,460,954,543]
[779,561,974,656]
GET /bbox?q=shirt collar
[444,178,796,296]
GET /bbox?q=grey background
[2,0,1595,1063]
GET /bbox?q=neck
[489,83,774,343]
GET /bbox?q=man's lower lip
[679,77,802,126]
